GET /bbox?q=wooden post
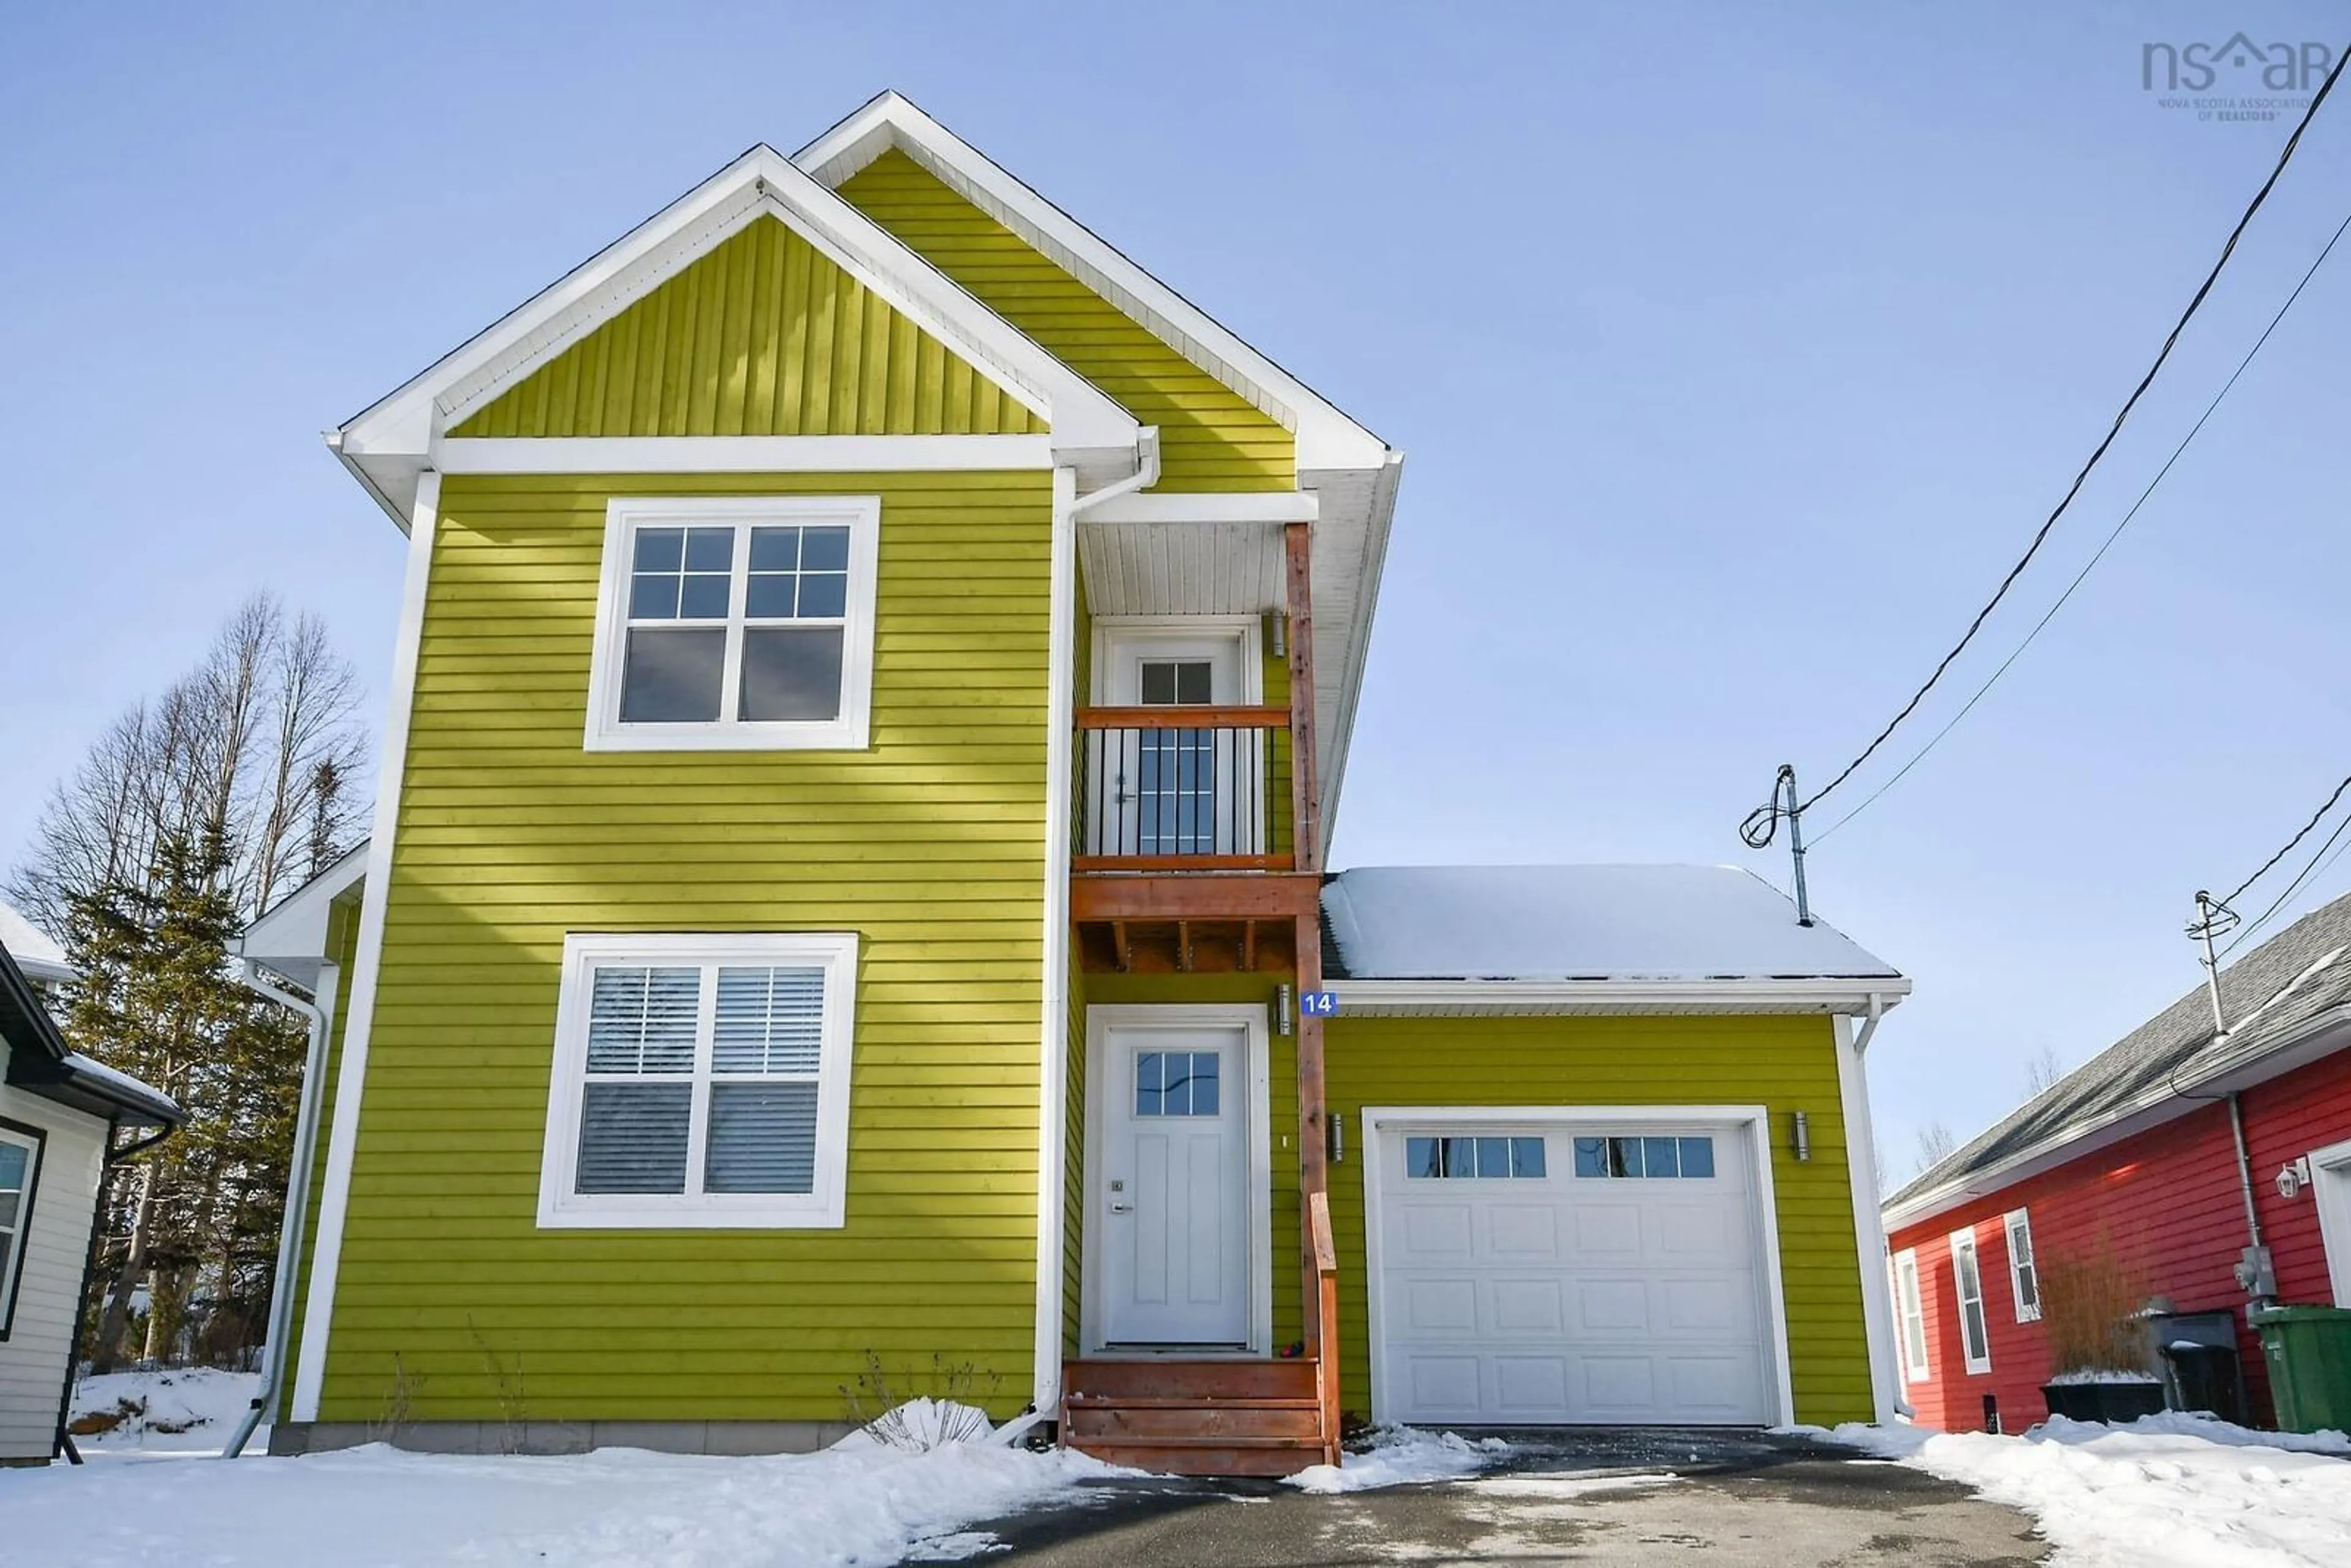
[1285,520,1329,1352]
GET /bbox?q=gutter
[51,1116,178,1464]
[1026,430,1161,1424]
[221,960,333,1459]
[1330,976,1912,1015]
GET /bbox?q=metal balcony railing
[1073,705,1289,871]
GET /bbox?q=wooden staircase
[1060,1195,1344,1478]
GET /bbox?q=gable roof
[0,937,181,1128]
[332,140,1139,527]
[238,841,369,991]
[1884,890,2351,1229]
[1322,865,1908,1015]
[795,92,1392,474]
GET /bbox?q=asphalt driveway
[920,1430,2045,1567]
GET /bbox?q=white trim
[332,142,1137,528]
[1331,977,1913,1016]
[534,931,858,1229]
[2003,1209,2041,1323]
[585,495,880,752]
[1893,1248,1931,1382]
[1030,467,1079,1414]
[435,435,1056,475]
[1834,1014,1902,1424]
[0,1119,41,1332]
[1077,492,1318,526]
[1357,1103,1796,1428]
[291,471,439,1424]
[1080,1004,1273,1356]
[1089,615,1267,707]
[1950,1226,1992,1375]
[2308,1135,2351,1306]
[238,844,369,969]
[793,93,1390,472]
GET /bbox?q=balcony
[1070,705,1319,972]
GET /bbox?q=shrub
[2041,1245,2150,1376]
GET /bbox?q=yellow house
[241,92,1911,1476]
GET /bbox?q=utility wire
[1809,206,2351,845]
[2221,803,2351,957]
[1779,47,2347,824]
[2218,771,2351,912]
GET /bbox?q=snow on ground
[1806,1413,2351,1568]
[70,1367,261,1454]
[1284,1426,1512,1493]
[3,1431,1122,1567]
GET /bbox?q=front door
[1091,632,1258,860]
[1100,1025,1251,1346]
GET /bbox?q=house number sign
[1300,991,1339,1016]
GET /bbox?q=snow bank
[1804,1414,2351,1567]
[1284,1427,1510,1494]
[70,1367,261,1452]
[1,1435,1120,1566]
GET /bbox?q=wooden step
[1062,1357,1318,1402]
[1066,1433,1327,1478]
[1063,1400,1323,1442]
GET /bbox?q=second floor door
[1089,626,1262,863]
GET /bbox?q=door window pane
[620,628,726,721]
[1135,1051,1219,1117]
[1140,660,1213,705]
[576,1083,692,1193]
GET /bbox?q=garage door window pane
[1510,1138,1546,1177]
[1572,1137,1605,1177]
[1643,1136,1681,1179]
[1475,1137,1510,1177]
[1608,1136,1643,1178]
[1406,1136,1442,1178]
[1679,1136,1716,1177]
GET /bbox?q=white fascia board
[1076,490,1319,526]
[793,92,1393,473]
[1314,451,1402,837]
[435,434,1056,475]
[1883,1013,2351,1232]
[237,843,370,970]
[329,142,1137,527]
[1329,977,1911,1016]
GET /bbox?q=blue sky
[4,2,2348,1174]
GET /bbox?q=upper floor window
[536,932,858,1228]
[587,497,879,751]
[2004,1209,2041,1323]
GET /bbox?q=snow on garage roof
[0,899,71,985]
[1321,865,1904,985]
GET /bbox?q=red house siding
[1888,1043,2351,1433]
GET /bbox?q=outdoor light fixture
[1267,610,1288,659]
[1792,1110,1811,1162]
[1327,1112,1345,1165]
[1275,983,1294,1036]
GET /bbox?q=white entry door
[1090,630,1259,860]
[1100,1026,1251,1346]
[1371,1117,1775,1425]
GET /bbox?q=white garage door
[1371,1117,1775,1426]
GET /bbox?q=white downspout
[1839,992,1911,1422]
[1026,431,1160,1428]
[222,959,335,1458]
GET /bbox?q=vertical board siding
[1889,1045,2351,1433]
[451,217,1040,440]
[0,1078,107,1460]
[836,151,1294,493]
[319,470,1052,1425]
[277,896,360,1422]
[1324,1014,1875,1428]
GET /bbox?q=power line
[1776,47,2347,825]
[1809,206,2351,845]
[2221,801,2351,957]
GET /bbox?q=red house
[1882,893,2351,1433]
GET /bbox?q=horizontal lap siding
[319,471,1051,1425]
[1324,1015,1873,1427]
[452,217,1038,438]
[0,1081,107,1461]
[836,150,1294,493]
[1891,1043,2351,1433]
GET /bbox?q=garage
[1367,1113,1782,1426]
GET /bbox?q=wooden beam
[1070,872,1321,921]
[1076,703,1291,730]
[1071,853,1291,874]
[1284,522,1320,874]
[1112,921,1131,973]
[1176,920,1193,972]
[1242,920,1258,972]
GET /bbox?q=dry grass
[2041,1247,2150,1375]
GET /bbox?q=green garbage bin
[2251,1307,2351,1434]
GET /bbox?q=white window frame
[2003,1209,2041,1323]
[1893,1247,1930,1383]
[0,1119,43,1339]
[1950,1226,1993,1375]
[585,495,882,752]
[536,932,858,1229]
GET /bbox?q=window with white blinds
[0,1120,44,1335]
[538,933,858,1228]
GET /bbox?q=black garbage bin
[2153,1310,2246,1423]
